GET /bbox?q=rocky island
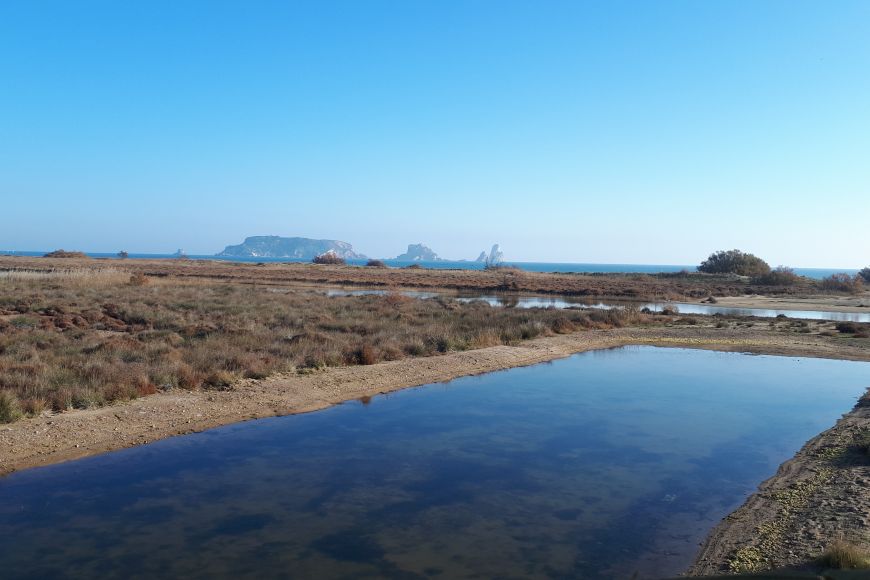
[217,236,365,259]
[394,243,442,261]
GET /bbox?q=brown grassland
[0,266,639,422]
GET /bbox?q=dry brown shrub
[129,272,150,286]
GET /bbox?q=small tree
[698,249,771,277]
[117,250,129,259]
[859,267,870,283]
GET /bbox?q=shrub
[117,250,129,259]
[0,392,23,423]
[854,430,870,456]
[365,259,387,268]
[860,267,870,283]
[44,249,88,258]
[312,252,345,265]
[753,266,800,286]
[405,264,422,269]
[821,273,864,294]
[698,250,770,277]
[129,272,150,286]
[818,539,870,569]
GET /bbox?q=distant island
[394,243,442,261]
[217,236,366,259]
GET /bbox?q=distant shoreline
[0,251,859,279]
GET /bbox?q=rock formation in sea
[394,243,442,261]
[216,236,365,259]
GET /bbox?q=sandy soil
[689,400,870,576]
[706,294,870,314]
[2,325,868,478]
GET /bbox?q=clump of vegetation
[853,430,870,457]
[405,264,422,269]
[818,539,870,569]
[835,321,863,334]
[820,273,863,294]
[43,249,88,258]
[312,252,345,265]
[698,249,771,277]
[117,250,129,259]
[859,267,870,283]
[0,391,23,423]
[129,272,150,286]
[365,259,387,268]
[753,266,800,286]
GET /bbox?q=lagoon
[0,347,867,579]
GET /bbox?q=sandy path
[2,326,868,478]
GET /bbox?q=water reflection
[0,347,867,579]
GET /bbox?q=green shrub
[859,267,870,283]
[698,249,770,277]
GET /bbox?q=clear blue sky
[1,1,868,267]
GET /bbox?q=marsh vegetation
[0,269,639,422]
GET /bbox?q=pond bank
[2,326,868,477]
[689,396,870,576]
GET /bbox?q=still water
[0,347,867,579]
[323,288,870,322]
[458,295,870,322]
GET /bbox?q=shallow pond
[322,287,870,322]
[456,295,870,322]
[1,347,867,579]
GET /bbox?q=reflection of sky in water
[0,347,867,579]
[322,286,870,321]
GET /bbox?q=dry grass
[0,275,644,422]
[818,539,870,569]
[0,268,131,287]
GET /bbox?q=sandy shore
[689,398,870,575]
[2,325,868,478]
[704,294,870,314]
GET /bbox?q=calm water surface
[0,347,867,579]
[322,288,870,322]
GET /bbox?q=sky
[1,1,868,267]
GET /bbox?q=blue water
[1,250,858,279]
[0,347,867,579]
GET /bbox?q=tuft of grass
[0,392,23,423]
[818,539,870,569]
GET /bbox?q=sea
[0,250,859,280]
